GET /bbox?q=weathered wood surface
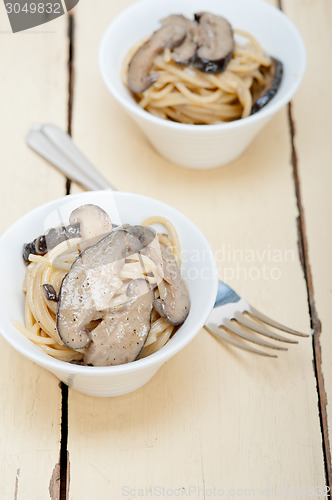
[0,0,330,499]
[0,9,68,500]
[282,0,332,484]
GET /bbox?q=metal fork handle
[27,124,115,191]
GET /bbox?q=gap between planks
[277,1,332,491]
[287,101,332,491]
[58,11,75,500]
[65,11,75,197]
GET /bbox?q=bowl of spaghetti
[0,190,218,397]
[99,0,306,169]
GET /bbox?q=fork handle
[214,281,241,307]
[27,124,114,192]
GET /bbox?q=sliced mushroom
[193,12,234,74]
[153,243,190,325]
[56,228,144,350]
[161,15,197,65]
[23,223,80,264]
[83,279,153,366]
[69,204,112,240]
[42,284,58,302]
[23,204,113,264]
[69,204,113,250]
[250,58,283,115]
[43,225,79,250]
[124,225,156,248]
[23,242,37,264]
[128,24,187,93]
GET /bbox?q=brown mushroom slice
[193,12,234,74]
[250,58,283,115]
[128,24,187,93]
[22,204,111,264]
[161,15,197,65]
[69,204,113,250]
[124,225,156,248]
[153,243,190,325]
[56,229,144,350]
[83,279,154,366]
[23,223,80,264]
[42,284,58,302]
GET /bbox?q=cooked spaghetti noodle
[15,218,181,364]
[123,30,272,124]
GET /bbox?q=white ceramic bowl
[99,0,306,169]
[0,191,218,397]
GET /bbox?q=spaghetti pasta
[124,27,275,124]
[16,216,183,365]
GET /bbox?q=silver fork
[27,124,309,358]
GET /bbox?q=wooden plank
[68,1,326,498]
[281,0,332,484]
[0,9,68,500]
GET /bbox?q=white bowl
[0,191,218,397]
[99,0,306,169]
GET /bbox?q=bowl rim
[98,0,306,132]
[0,190,218,376]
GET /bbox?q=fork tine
[206,324,277,358]
[234,312,298,344]
[222,319,288,351]
[248,305,310,337]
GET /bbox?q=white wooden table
[0,1,331,499]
